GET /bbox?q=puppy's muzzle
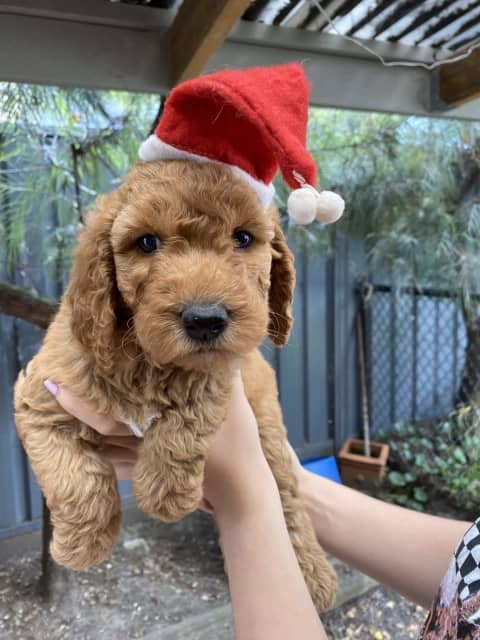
[181,303,229,342]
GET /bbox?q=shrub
[378,405,480,517]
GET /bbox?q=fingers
[101,446,136,481]
[44,379,132,437]
[102,436,141,450]
[101,445,136,480]
[100,444,138,465]
[111,462,135,482]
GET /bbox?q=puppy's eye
[233,230,254,250]
[137,234,161,254]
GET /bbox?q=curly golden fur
[14,160,337,609]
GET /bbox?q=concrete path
[144,558,378,640]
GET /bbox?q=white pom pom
[315,191,345,224]
[287,187,317,225]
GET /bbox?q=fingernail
[43,379,58,396]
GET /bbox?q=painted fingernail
[43,379,58,396]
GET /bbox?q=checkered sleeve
[456,521,480,603]
[420,518,480,638]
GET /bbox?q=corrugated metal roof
[111,0,480,58]
[241,0,480,53]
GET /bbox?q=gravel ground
[0,512,228,640]
[0,511,429,640]
[323,586,427,639]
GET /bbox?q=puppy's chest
[121,401,217,439]
[117,381,226,439]
[122,413,157,438]
[119,402,178,439]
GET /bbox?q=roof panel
[240,0,480,57]
[109,0,480,55]
[389,1,459,45]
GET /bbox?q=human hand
[285,440,325,510]
[43,380,139,481]
[44,374,275,515]
[201,371,275,516]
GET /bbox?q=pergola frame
[0,0,479,120]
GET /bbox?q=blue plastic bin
[301,455,342,484]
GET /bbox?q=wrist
[297,469,336,546]
[212,462,280,523]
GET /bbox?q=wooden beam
[439,46,480,108]
[169,0,250,86]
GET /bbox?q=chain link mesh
[365,286,468,433]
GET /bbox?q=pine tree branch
[0,281,58,329]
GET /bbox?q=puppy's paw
[50,511,122,571]
[133,464,203,523]
[134,481,202,523]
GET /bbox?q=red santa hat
[139,63,344,225]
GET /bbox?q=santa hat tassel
[287,173,345,226]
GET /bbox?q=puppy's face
[112,162,277,370]
[68,161,294,373]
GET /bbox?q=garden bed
[373,405,480,519]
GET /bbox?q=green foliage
[378,406,480,517]
[0,83,158,279]
[307,109,480,298]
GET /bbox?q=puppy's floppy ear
[268,218,296,346]
[65,193,122,373]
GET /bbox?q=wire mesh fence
[364,283,470,434]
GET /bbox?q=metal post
[38,496,52,599]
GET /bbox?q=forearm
[299,471,471,608]
[215,470,327,640]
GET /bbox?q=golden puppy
[14,160,337,610]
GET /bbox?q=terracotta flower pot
[338,438,389,486]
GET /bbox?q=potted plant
[338,303,389,486]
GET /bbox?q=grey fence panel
[278,244,306,451]
[304,252,329,458]
[0,314,31,535]
[332,234,365,449]
[15,321,48,525]
[279,235,364,458]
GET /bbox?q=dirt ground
[323,586,427,639]
[0,511,428,640]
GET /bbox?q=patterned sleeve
[420,519,480,639]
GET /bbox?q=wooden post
[169,0,250,86]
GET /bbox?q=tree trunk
[0,281,58,329]
[457,312,480,405]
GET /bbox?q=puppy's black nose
[181,304,229,342]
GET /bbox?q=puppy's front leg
[15,402,121,570]
[132,405,225,522]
